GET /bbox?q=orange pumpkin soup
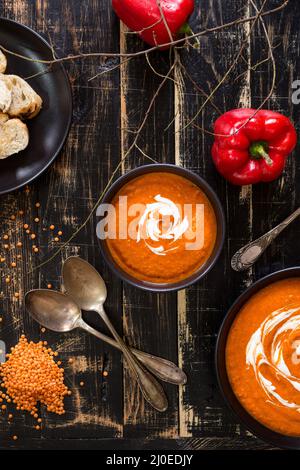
[105,172,217,284]
[226,278,300,436]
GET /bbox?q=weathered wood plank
[0,0,124,441]
[0,436,273,450]
[251,0,300,277]
[177,0,256,437]
[119,26,179,437]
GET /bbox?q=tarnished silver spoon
[24,288,185,384]
[231,207,300,272]
[25,289,168,412]
[61,256,170,412]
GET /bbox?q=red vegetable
[211,109,297,185]
[112,0,195,49]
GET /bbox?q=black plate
[0,18,72,195]
[216,267,300,449]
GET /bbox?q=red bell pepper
[211,109,297,185]
[112,0,195,49]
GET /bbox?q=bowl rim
[215,266,300,449]
[97,163,226,292]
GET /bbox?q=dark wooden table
[0,0,299,451]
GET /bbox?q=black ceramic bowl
[97,164,225,292]
[216,266,300,449]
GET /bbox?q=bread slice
[4,75,42,119]
[0,112,9,124]
[0,118,29,159]
[0,50,7,73]
[0,74,12,113]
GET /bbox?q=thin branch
[0,1,289,65]
[156,0,174,42]
[28,62,175,273]
[125,18,162,35]
[88,57,133,82]
[182,0,268,131]
[145,52,178,85]
[177,58,222,115]
[249,0,276,109]
[135,144,158,162]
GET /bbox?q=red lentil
[0,336,69,417]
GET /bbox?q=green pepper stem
[178,23,200,48]
[179,23,193,35]
[249,141,273,166]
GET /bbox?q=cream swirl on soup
[246,305,300,410]
[226,278,300,436]
[136,194,189,256]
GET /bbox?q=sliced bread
[0,50,7,73]
[0,74,12,113]
[4,75,42,119]
[0,118,29,159]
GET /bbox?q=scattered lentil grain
[0,336,69,417]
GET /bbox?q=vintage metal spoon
[61,256,169,412]
[231,207,300,272]
[25,289,180,412]
[25,288,185,385]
